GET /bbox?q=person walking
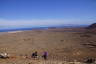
[42,51,48,60]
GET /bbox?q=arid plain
[0,26,96,64]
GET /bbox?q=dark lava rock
[87,23,96,29]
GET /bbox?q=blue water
[0,27,49,32]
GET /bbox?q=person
[31,51,38,59]
[42,52,48,60]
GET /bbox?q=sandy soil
[0,28,96,64]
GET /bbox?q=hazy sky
[0,0,96,28]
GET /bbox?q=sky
[0,0,96,29]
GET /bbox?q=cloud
[0,19,65,29]
[0,19,64,26]
[0,18,96,29]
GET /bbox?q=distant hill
[86,23,96,33]
[87,23,96,29]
